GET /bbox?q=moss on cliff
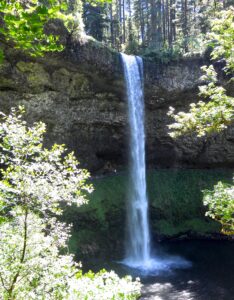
[64,169,233,258]
[147,170,228,238]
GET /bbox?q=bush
[0,107,141,299]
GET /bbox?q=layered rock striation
[0,35,233,172]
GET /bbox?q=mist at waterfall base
[120,53,190,275]
[81,240,234,299]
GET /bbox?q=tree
[0,0,79,62]
[203,182,234,234]
[0,107,141,299]
[168,7,234,137]
[168,7,234,234]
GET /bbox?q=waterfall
[121,53,151,268]
[120,53,191,273]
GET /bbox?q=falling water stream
[121,53,151,269]
[82,54,234,299]
[121,53,191,273]
[82,55,233,298]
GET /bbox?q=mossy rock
[153,218,220,238]
[16,61,51,92]
[63,169,233,258]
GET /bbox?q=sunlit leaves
[208,7,234,73]
[168,65,234,137]
[167,7,234,234]
[71,270,141,300]
[0,107,141,299]
[168,8,234,138]
[0,0,75,58]
[203,179,234,234]
[0,210,76,299]
[0,107,92,216]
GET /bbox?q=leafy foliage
[72,269,140,300]
[208,8,234,72]
[203,180,234,234]
[168,65,234,137]
[0,107,141,299]
[0,210,76,299]
[0,0,83,61]
[0,0,76,57]
[167,7,234,234]
[168,7,234,138]
[0,106,91,216]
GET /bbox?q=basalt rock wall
[0,36,233,172]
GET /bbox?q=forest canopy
[82,0,234,56]
[1,0,234,61]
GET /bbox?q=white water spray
[120,53,192,273]
[120,53,192,274]
[121,53,151,269]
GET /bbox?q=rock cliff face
[0,37,233,172]
[1,35,233,255]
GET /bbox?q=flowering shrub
[0,107,141,299]
[69,271,141,300]
[203,179,234,234]
[0,211,76,299]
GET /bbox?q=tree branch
[8,207,28,298]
